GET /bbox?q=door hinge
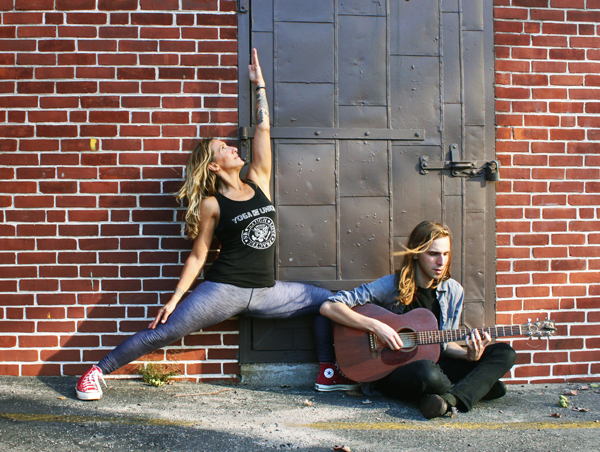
[239,126,250,164]
[238,0,248,13]
[419,144,500,180]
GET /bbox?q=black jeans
[373,342,517,411]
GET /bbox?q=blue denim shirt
[327,274,464,335]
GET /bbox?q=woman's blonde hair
[394,221,452,305]
[176,138,220,240]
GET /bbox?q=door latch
[419,144,500,181]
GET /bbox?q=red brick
[549,102,583,113]
[0,350,38,362]
[532,88,567,99]
[513,128,548,140]
[567,142,600,154]
[524,115,559,127]
[533,352,568,364]
[496,33,530,46]
[514,365,551,378]
[533,35,568,47]
[552,75,583,86]
[495,87,530,100]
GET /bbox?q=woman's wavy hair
[394,221,452,306]
[176,138,220,240]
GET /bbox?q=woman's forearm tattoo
[173,287,186,299]
[256,89,269,126]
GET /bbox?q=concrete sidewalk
[0,376,599,451]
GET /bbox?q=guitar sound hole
[398,328,417,350]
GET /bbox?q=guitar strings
[399,326,523,345]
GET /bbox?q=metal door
[238,0,496,363]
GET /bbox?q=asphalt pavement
[1,376,599,451]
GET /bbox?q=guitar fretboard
[412,326,523,345]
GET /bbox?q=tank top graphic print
[204,181,276,288]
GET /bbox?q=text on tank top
[203,181,276,288]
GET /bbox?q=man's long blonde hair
[176,138,220,240]
[395,221,452,306]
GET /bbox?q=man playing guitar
[318,221,517,419]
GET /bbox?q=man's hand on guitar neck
[465,328,492,361]
[446,328,492,362]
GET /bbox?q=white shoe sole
[314,383,361,392]
[76,390,102,400]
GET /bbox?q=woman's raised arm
[245,48,272,198]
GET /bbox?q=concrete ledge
[240,363,319,387]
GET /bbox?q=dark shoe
[420,394,449,419]
[482,381,507,401]
[314,363,361,392]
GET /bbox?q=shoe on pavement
[482,381,507,400]
[314,362,361,392]
[76,365,107,401]
[420,394,450,419]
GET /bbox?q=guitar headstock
[522,318,557,337]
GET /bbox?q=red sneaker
[314,362,361,392]
[76,365,107,401]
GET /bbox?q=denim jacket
[327,274,464,341]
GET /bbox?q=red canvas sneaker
[314,362,361,392]
[76,365,107,401]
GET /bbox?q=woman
[76,49,358,400]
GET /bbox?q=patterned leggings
[98,280,332,374]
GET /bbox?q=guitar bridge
[368,332,378,359]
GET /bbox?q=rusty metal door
[238,0,496,363]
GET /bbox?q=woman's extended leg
[98,281,253,374]
[77,282,253,400]
[244,281,332,319]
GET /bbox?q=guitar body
[334,304,441,383]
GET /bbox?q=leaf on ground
[558,395,569,408]
[57,397,66,400]
[333,446,351,452]
[450,407,458,418]
[579,385,590,390]
[362,399,372,404]
[303,399,313,407]
[572,407,589,412]
[564,389,578,396]
[550,412,562,418]
[589,383,599,389]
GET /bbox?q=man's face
[414,236,451,288]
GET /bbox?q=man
[318,221,516,419]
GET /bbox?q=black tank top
[204,181,276,288]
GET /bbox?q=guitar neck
[416,325,523,345]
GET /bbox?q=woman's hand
[464,328,491,361]
[148,298,179,330]
[248,48,265,87]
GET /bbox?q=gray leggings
[98,280,332,374]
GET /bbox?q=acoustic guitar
[334,304,557,382]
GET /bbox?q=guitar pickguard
[380,347,418,365]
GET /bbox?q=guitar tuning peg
[527,318,531,323]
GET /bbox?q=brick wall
[2,0,600,384]
[495,0,600,383]
[0,0,240,381]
